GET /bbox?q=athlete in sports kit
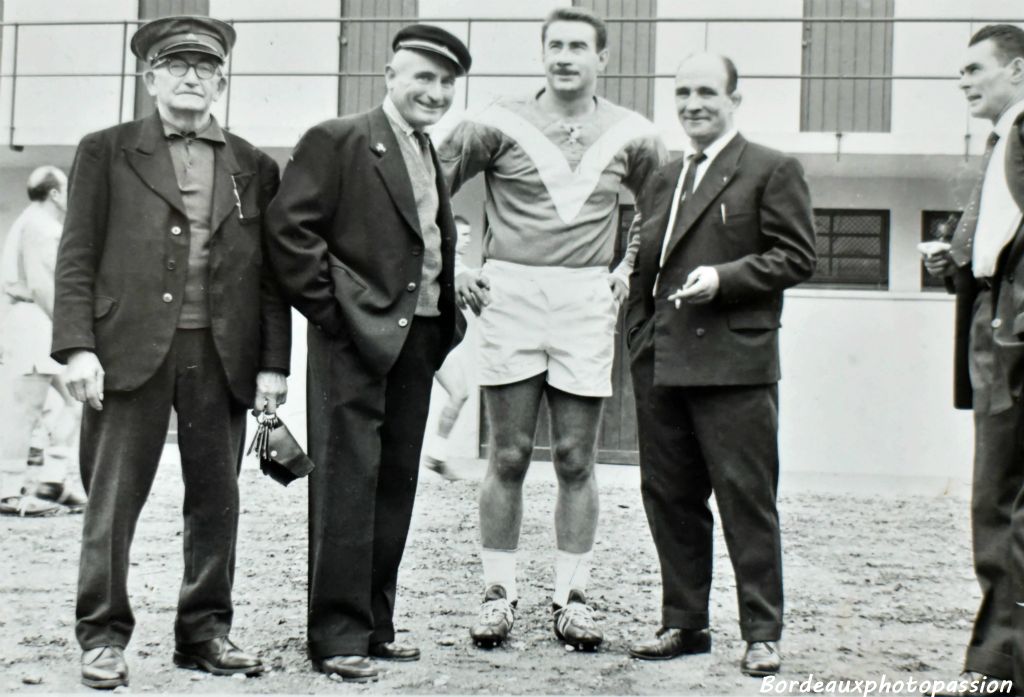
[439,6,666,651]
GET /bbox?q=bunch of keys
[246,412,282,463]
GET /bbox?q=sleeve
[51,133,109,363]
[22,224,58,319]
[611,134,668,284]
[437,116,500,196]
[713,156,818,304]
[263,123,345,336]
[256,152,292,374]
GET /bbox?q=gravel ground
[0,457,977,695]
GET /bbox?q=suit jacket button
[1008,274,1016,283]
[162,292,173,303]
[695,327,706,337]
[398,318,409,327]
[407,282,417,292]
[166,260,177,270]
[171,226,182,235]
[992,318,1003,329]
[411,248,422,256]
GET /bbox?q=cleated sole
[81,676,128,690]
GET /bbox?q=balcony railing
[0,15,1014,151]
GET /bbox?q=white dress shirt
[658,128,739,269]
[973,98,1024,278]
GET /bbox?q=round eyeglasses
[155,57,220,80]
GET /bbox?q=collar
[383,96,417,137]
[684,128,738,162]
[993,98,1024,140]
[160,114,225,143]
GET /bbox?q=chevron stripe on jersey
[473,104,657,224]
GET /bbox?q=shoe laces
[554,600,598,633]
[478,597,514,627]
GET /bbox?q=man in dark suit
[52,16,290,690]
[922,24,1024,693]
[624,52,816,677]
[264,25,470,682]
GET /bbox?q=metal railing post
[8,23,19,150]
[117,21,128,124]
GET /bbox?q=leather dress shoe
[628,627,711,660]
[313,655,379,682]
[370,641,420,661]
[173,636,264,676]
[741,641,781,677]
[81,646,128,690]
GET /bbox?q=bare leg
[547,385,603,554]
[478,375,545,551]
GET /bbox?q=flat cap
[131,15,236,64]
[392,23,471,76]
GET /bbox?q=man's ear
[597,47,610,73]
[1010,56,1024,84]
[730,91,743,109]
[384,64,395,85]
[143,70,158,96]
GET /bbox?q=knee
[552,439,595,485]
[490,436,533,482]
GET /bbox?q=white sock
[481,547,518,602]
[553,549,592,607]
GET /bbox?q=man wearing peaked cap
[53,13,290,689]
[264,23,469,681]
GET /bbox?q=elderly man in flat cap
[52,15,290,689]
[265,23,470,681]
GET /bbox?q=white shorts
[476,260,618,398]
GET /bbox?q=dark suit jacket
[264,106,462,373]
[985,112,1024,408]
[52,111,291,404]
[626,134,816,386]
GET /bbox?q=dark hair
[722,56,739,95]
[541,6,607,52]
[454,214,470,226]
[969,24,1024,65]
[27,167,63,202]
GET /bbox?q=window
[574,0,657,119]
[921,210,961,290]
[800,0,893,133]
[808,208,889,288]
[338,0,418,116]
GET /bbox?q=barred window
[808,209,889,288]
[921,210,961,290]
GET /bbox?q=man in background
[0,165,84,517]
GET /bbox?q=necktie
[680,151,708,205]
[949,131,1000,265]
[167,131,197,141]
[413,131,432,159]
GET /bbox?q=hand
[668,266,720,307]
[456,269,491,316]
[608,274,628,304]
[253,370,288,415]
[918,241,955,278]
[64,350,105,410]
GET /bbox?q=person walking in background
[625,52,815,677]
[52,16,290,689]
[0,165,85,517]
[423,214,474,481]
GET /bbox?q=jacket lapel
[661,134,746,264]
[124,112,186,216]
[211,136,251,234]
[369,106,422,238]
